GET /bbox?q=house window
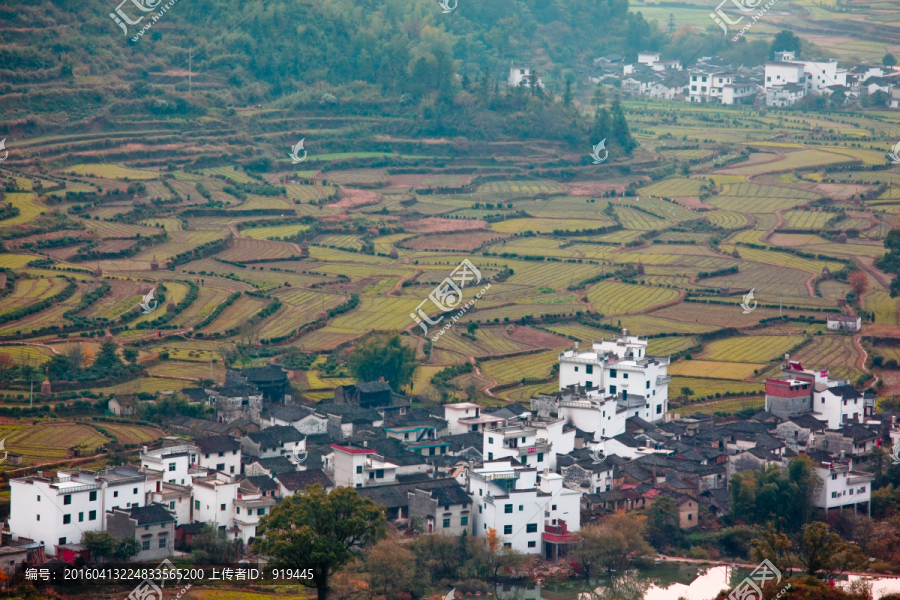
[236,507,241,514]
[488,437,493,444]
[461,517,468,526]
[519,505,524,511]
[646,381,650,389]
[504,525,513,535]
[610,369,617,378]
[230,466,235,474]
[586,365,593,374]
[220,504,226,511]
[168,463,177,472]
[488,452,493,460]
[170,501,176,510]
[574,367,579,372]
[59,537,66,546]
[688,514,693,520]
[78,512,84,522]
[623,373,628,379]
[585,381,592,388]
[159,539,167,549]
[503,543,512,548]
[134,488,138,495]
[404,433,409,439]
[89,511,96,521]
[63,495,72,505]
[356,466,363,474]
[610,385,617,394]
[526,523,537,533]
[258,508,265,516]
[537,453,544,462]
[36,515,40,521]
[479,505,482,513]
[443,519,451,528]
[657,405,662,414]
[219,452,225,457]
[114,491,119,498]
[505,504,513,514]
[528,541,536,548]
[195,500,200,510]
[142,541,151,551]
[832,474,837,480]
[217,464,225,471]
[63,514,71,524]
[552,505,557,510]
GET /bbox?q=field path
[852,334,878,389]
[763,209,785,243]
[473,362,499,398]
[228,225,241,238]
[388,269,422,297]
[804,274,816,297]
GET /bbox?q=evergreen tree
[563,79,573,107]
[609,97,637,154]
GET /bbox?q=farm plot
[719,245,843,275]
[668,376,765,400]
[508,262,603,289]
[373,234,416,253]
[97,377,193,395]
[498,381,558,402]
[586,282,679,315]
[707,196,806,213]
[865,290,898,325]
[647,336,698,356]
[132,281,192,326]
[785,335,863,381]
[241,224,309,240]
[718,150,850,175]
[68,164,159,180]
[0,277,68,317]
[491,218,609,234]
[706,211,750,229]
[295,326,361,351]
[719,183,820,201]
[782,211,832,229]
[148,360,226,382]
[639,178,704,197]
[488,237,579,259]
[330,296,430,333]
[0,344,54,365]
[259,293,346,339]
[616,207,668,230]
[80,219,167,240]
[140,218,182,232]
[652,302,809,329]
[317,234,364,251]
[99,423,165,445]
[480,349,559,386]
[434,327,541,358]
[668,359,764,380]
[235,195,294,211]
[701,335,804,363]
[478,181,565,194]
[599,314,717,334]
[218,238,302,262]
[820,146,887,165]
[406,365,453,401]
[675,395,765,416]
[523,197,621,221]
[0,422,109,465]
[0,193,44,228]
[201,294,270,334]
[200,166,256,183]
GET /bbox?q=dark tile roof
[788,414,827,431]
[176,522,206,534]
[240,366,288,382]
[252,456,297,475]
[612,433,641,448]
[626,416,652,432]
[315,403,383,423]
[354,381,392,393]
[248,425,304,447]
[269,405,314,422]
[194,435,240,454]
[240,475,278,492]
[828,385,861,399]
[168,416,233,435]
[180,388,209,402]
[442,432,484,453]
[633,454,726,475]
[748,447,780,461]
[755,433,785,450]
[357,478,461,509]
[275,469,333,491]
[126,503,175,525]
[837,423,878,441]
[396,473,434,484]
[621,464,653,481]
[371,438,427,466]
[428,483,472,507]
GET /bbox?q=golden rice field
[586,282,679,315]
[706,211,749,229]
[639,178,703,197]
[668,359,764,380]
[782,211,832,229]
[865,290,899,325]
[68,164,159,180]
[0,344,54,365]
[786,335,864,380]
[0,422,109,465]
[668,376,765,399]
[701,335,804,363]
[498,381,558,402]
[99,423,165,445]
[240,224,310,240]
[478,181,564,194]
[491,218,612,234]
[646,336,698,356]
[676,395,765,415]
[599,314,717,335]
[480,350,559,386]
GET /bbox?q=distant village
[1,328,896,569]
[510,50,900,108]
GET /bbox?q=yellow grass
[68,164,159,180]
[668,359,764,380]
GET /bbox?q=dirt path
[474,363,499,398]
[228,225,241,238]
[763,209,785,243]
[852,334,878,389]
[388,269,422,297]
[804,273,817,298]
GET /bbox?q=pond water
[493,564,900,600]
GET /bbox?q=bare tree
[63,343,85,370]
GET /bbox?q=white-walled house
[241,426,304,459]
[444,403,504,435]
[637,51,661,66]
[826,314,861,332]
[765,62,808,90]
[192,473,238,534]
[331,443,399,488]
[10,467,148,554]
[232,489,276,542]
[147,481,192,526]
[484,425,552,471]
[194,436,242,475]
[269,405,328,434]
[811,452,873,515]
[508,65,543,88]
[140,443,199,487]
[556,330,670,422]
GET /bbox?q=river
[493,564,900,600]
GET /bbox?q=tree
[591,85,606,109]
[253,485,387,600]
[884,53,897,68]
[122,348,139,364]
[680,386,693,396]
[466,322,479,335]
[93,341,122,371]
[361,533,419,599]
[574,514,655,577]
[751,522,796,577]
[189,523,236,563]
[609,97,637,154]
[797,521,867,580]
[877,228,900,297]
[830,90,847,108]
[847,271,868,299]
[643,496,684,552]
[563,79,573,107]
[81,531,140,562]
[62,343,85,370]
[481,528,526,581]
[667,13,676,32]
[770,31,801,59]
[348,333,418,392]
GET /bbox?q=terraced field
[480,350,559,386]
[668,359,764,380]
[586,282,679,315]
[701,335,805,363]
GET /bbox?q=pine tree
[563,79,572,107]
[610,97,636,154]
[593,107,612,146]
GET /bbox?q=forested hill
[2,0,654,117]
